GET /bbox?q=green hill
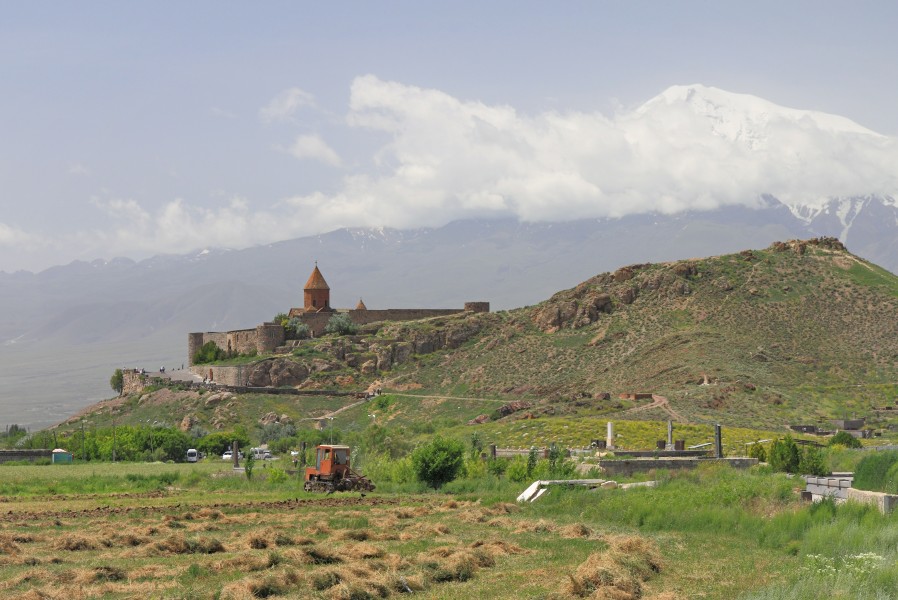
[53,237,898,443]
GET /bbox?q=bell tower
[303,263,332,312]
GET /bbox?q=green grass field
[1,457,897,598]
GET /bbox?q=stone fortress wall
[187,264,488,367]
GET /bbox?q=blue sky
[2,2,897,272]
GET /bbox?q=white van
[186,448,198,463]
[251,447,273,460]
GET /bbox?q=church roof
[304,265,330,290]
[355,298,367,310]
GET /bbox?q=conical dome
[304,265,330,290]
[355,298,368,310]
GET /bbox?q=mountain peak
[640,84,882,141]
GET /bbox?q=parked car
[221,450,244,460]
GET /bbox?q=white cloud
[0,222,41,247]
[67,164,89,176]
[259,87,316,123]
[8,78,898,272]
[287,134,342,167]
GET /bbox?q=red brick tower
[303,263,333,312]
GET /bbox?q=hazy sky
[2,1,897,273]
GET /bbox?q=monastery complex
[187,265,489,366]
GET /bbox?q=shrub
[267,468,288,484]
[110,369,124,395]
[286,317,310,339]
[324,314,358,336]
[193,341,226,365]
[506,456,530,483]
[769,436,800,474]
[828,431,862,449]
[411,436,465,489]
[799,446,828,476]
[747,442,767,462]
[853,450,898,493]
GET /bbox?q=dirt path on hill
[295,397,370,422]
[625,394,685,422]
[387,393,507,404]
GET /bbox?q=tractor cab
[303,444,374,493]
[306,444,351,482]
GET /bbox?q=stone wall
[464,302,490,313]
[187,324,285,366]
[845,488,898,513]
[190,364,253,387]
[122,369,149,395]
[597,457,758,477]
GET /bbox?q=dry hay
[73,565,127,584]
[457,509,488,524]
[148,533,225,555]
[283,544,342,565]
[196,507,227,521]
[486,502,520,515]
[342,542,384,560]
[487,516,514,528]
[406,522,451,538]
[336,528,371,542]
[562,535,663,600]
[393,508,415,519]
[214,552,280,573]
[514,519,557,534]
[560,523,595,539]
[469,539,530,556]
[0,535,22,556]
[53,534,98,551]
[219,569,302,600]
[306,523,332,535]
[419,546,496,583]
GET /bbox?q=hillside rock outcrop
[246,359,310,387]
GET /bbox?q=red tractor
[303,444,375,493]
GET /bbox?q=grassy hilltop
[393,237,898,430]
[53,237,898,442]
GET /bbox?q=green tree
[272,312,289,326]
[828,431,862,449]
[799,446,829,476]
[747,441,767,462]
[110,369,124,395]
[411,436,465,488]
[470,431,484,458]
[324,313,358,336]
[527,447,539,477]
[192,341,226,365]
[244,453,256,480]
[769,436,800,473]
[197,430,251,456]
[286,317,310,339]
